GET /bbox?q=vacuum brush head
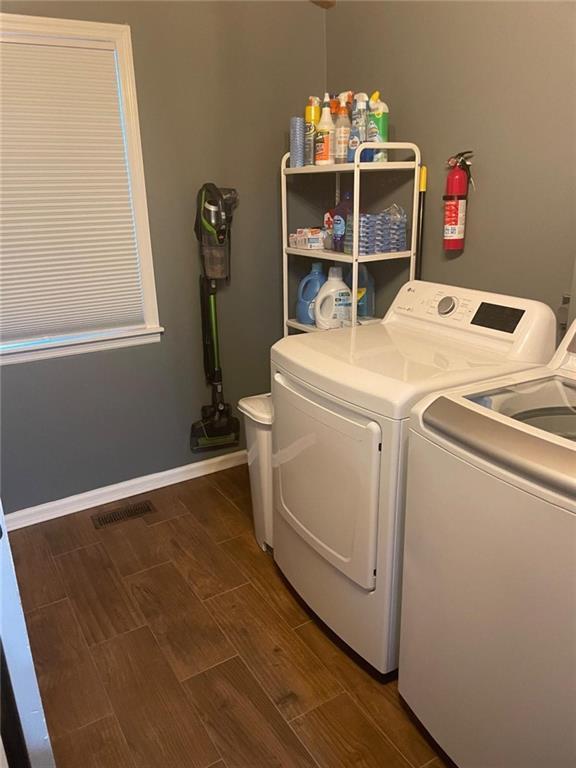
[190,405,240,452]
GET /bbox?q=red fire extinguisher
[443,151,474,251]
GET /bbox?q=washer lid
[271,323,529,419]
[466,376,576,441]
[422,393,576,499]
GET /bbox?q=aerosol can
[304,96,321,165]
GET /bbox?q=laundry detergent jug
[345,264,375,318]
[314,266,352,329]
[296,262,326,325]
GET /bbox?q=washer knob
[438,296,457,316]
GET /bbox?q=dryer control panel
[386,281,556,361]
[391,282,522,328]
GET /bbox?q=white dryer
[271,281,556,673]
[399,322,576,768]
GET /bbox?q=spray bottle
[304,96,321,166]
[315,92,335,166]
[334,91,352,164]
[347,92,369,163]
[329,95,339,124]
[367,91,389,162]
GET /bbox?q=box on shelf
[288,228,325,250]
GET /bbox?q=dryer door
[273,371,381,590]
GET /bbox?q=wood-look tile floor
[10,465,451,768]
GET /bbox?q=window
[0,14,162,364]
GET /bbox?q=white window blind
[0,15,162,363]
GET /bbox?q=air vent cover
[91,500,155,529]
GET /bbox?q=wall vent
[91,500,155,529]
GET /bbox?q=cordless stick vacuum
[190,183,240,452]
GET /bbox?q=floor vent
[91,500,156,529]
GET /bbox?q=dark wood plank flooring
[25,599,112,740]
[10,465,445,768]
[51,716,136,768]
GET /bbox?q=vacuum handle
[200,276,221,384]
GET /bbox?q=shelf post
[281,152,290,336]
[351,146,363,328]
[409,145,422,281]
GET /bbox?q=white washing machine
[271,280,556,673]
[399,322,576,767]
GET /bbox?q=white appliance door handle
[274,372,377,429]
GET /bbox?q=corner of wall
[322,4,328,92]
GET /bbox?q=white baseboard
[6,450,247,531]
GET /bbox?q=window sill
[0,326,164,365]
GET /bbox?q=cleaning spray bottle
[315,92,335,166]
[329,95,339,124]
[304,96,321,166]
[367,91,389,162]
[347,92,369,162]
[334,91,352,164]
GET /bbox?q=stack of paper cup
[290,117,305,168]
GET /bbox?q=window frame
[0,13,163,364]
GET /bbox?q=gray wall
[0,1,326,512]
[327,1,576,312]
[3,1,575,513]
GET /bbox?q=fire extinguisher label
[444,199,466,239]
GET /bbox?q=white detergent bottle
[314,266,352,329]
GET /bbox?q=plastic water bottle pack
[343,204,407,255]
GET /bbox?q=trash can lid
[238,393,273,425]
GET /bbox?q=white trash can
[238,393,273,550]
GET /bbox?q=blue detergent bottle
[345,264,375,318]
[296,262,326,324]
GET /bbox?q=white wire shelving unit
[281,141,421,335]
